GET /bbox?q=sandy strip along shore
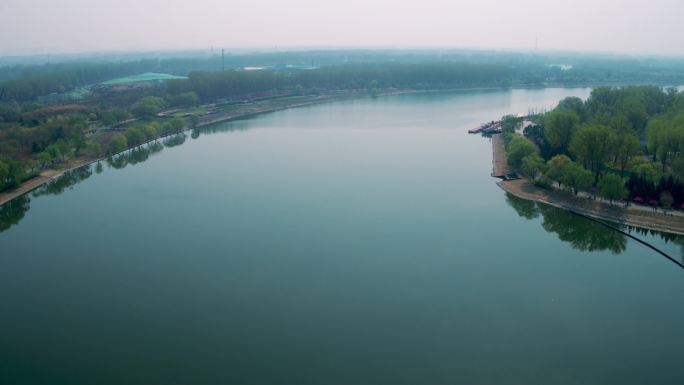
[491,133,684,236]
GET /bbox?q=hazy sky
[1,0,683,56]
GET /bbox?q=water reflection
[197,119,251,136]
[1,120,250,234]
[506,193,684,263]
[32,165,94,198]
[162,133,186,147]
[506,193,627,254]
[0,166,97,234]
[0,139,180,234]
[0,195,30,232]
[107,141,164,169]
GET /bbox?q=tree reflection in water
[506,193,627,254]
[0,139,172,234]
[0,195,30,233]
[107,141,164,169]
[506,193,684,263]
[0,122,251,233]
[32,165,93,198]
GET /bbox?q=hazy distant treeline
[3,49,684,102]
[169,63,512,101]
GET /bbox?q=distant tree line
[165,62,512,101]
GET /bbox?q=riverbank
[491,134,511,177]
[0,90,385,207]
[0,158,95,206]
[491,133,684,235]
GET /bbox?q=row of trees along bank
[505,85,684,210]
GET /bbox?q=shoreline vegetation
[0,84,625,208]
[2,87,467,207]
[4,51,684,209]
[485,85,684,237]
[492,134,684,235]
[0,89,372,206]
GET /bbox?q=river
[1,88,683,385]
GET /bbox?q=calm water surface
[2,89,684,385]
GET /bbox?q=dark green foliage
[166,92,199,107]
[101,108,131,126]
[545,155,572,188]
[162,133,186,147]
[506,134,538,168]
[556,97,587,121]
[183,62,512,101]
[124,127,145,147]
[0,157,25,191]
[108,133,128,155]
[627,175,684,208]
[570,124,614,181]
[501,115,523,132]
[131,96,166,117]
[0,101,22,122]
[524,85,684,207]
[585,86,667,135]
[0,195,30,232]
[32,166,93,197]
[521,153,546,180]
[523,123,554,160]
[538,204,627,254]
[544,110,579,155]
[598,174,628,203]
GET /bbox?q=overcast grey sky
[1,0,683,56]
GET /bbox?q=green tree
[544,110,579,155]
[634,162,661,183]
[46,144,61,162]
[598,174,627,204]
[501,115,523,132]
[55,139,71,161]
[623,97,648,132]
[102,108,131,126]
[521,153,546,181]
[108,133,128,155]
[168,117,185,132]
[562,162,594,195]
[611,131,640,176]
[545,155,572,188]
[506,135,538,168]
[131,96,166,117]
[73,134,87,156]
[124,127,145,147]
[0,157,23,191]
[570,124,615,182]
[647,117,681,171]
[37,152,51,168]
[0,161,8,189]
[167,92,199,106]
[141,124,158,140]
[672,156,684,179]
[555,97,586,121]
[188,114,200,128]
